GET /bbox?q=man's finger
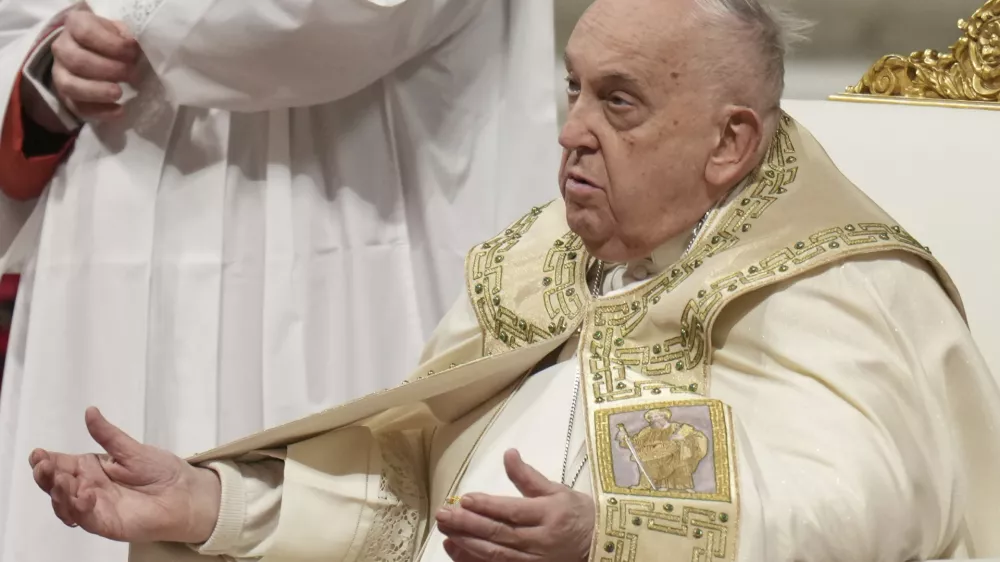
[85,407,141,462]
[50,498,78,528]
[503,449,562,499]
[443,539,486,562]
[457,494,543,527]
[32,459,56,493]
[69,486,98,521]
[52,63,122,105]
[52,34,133,83]
[436,506,523,548]
[65,10,138,62]
[446,534,536,562]
[50,473,80,527]
[29,448,48,469]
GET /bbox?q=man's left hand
[436,449,594,562]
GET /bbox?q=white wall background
[553,0,987,109]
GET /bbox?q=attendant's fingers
[51,34,134,82]
[110,21,133,39]
[70,101,125,120]
[446,534,536,562]
[458,493,543,527]
[85,407,143,463]
[52,63,122,105]
[503,450,562,499]
[65,11,139,62]
[32,459,56,493]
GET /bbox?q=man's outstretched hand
[436,449,594,562]
[29,407,221,545]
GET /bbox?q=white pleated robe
[0,1,559,561]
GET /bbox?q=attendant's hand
[436,449,594,562]
[49,4,140,121]
[29,407,221,545]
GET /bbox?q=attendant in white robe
[0,1,558,562]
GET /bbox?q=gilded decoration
[842,0,1000,105]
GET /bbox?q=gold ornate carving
[844,0,1000,103]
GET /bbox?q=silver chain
[559,211,712,490]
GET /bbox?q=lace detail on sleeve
[119,0,168,33]
[359,431,427,562]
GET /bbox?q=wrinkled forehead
[565,0,699,84]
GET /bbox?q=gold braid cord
[846,0,999,102]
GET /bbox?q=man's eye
[607,94,632,108]
[565,77,581,96]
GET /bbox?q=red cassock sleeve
[0,71,76,201]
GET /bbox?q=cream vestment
[130,116,1000,562]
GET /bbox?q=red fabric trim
[0,74,76,200]
[0,274,18,301]
[0,23,77,201]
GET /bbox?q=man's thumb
[85,407,140,461]
[504,449,560,498]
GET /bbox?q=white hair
[693,0,811,109]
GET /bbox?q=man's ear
[704,106,765,191]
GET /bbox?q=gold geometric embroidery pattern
[586,118,799,403]
[539,232,589,336]
[599,501,734,562]
[589,224,928,403]
[685,223,928,348]
[467,204,554,353]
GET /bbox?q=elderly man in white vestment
[0,1,559,561]
[29,0,1000,560]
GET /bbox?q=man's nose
[558,106,599,153]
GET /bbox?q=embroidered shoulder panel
[465,202,590,357]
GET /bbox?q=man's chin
[566,210,615,258]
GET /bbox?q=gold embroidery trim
[600,503,734,562]
[467,204,553,353]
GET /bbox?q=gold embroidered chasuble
[446,113,958,562]
[129,115,962,562]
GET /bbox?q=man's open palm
[29,407,220,544]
